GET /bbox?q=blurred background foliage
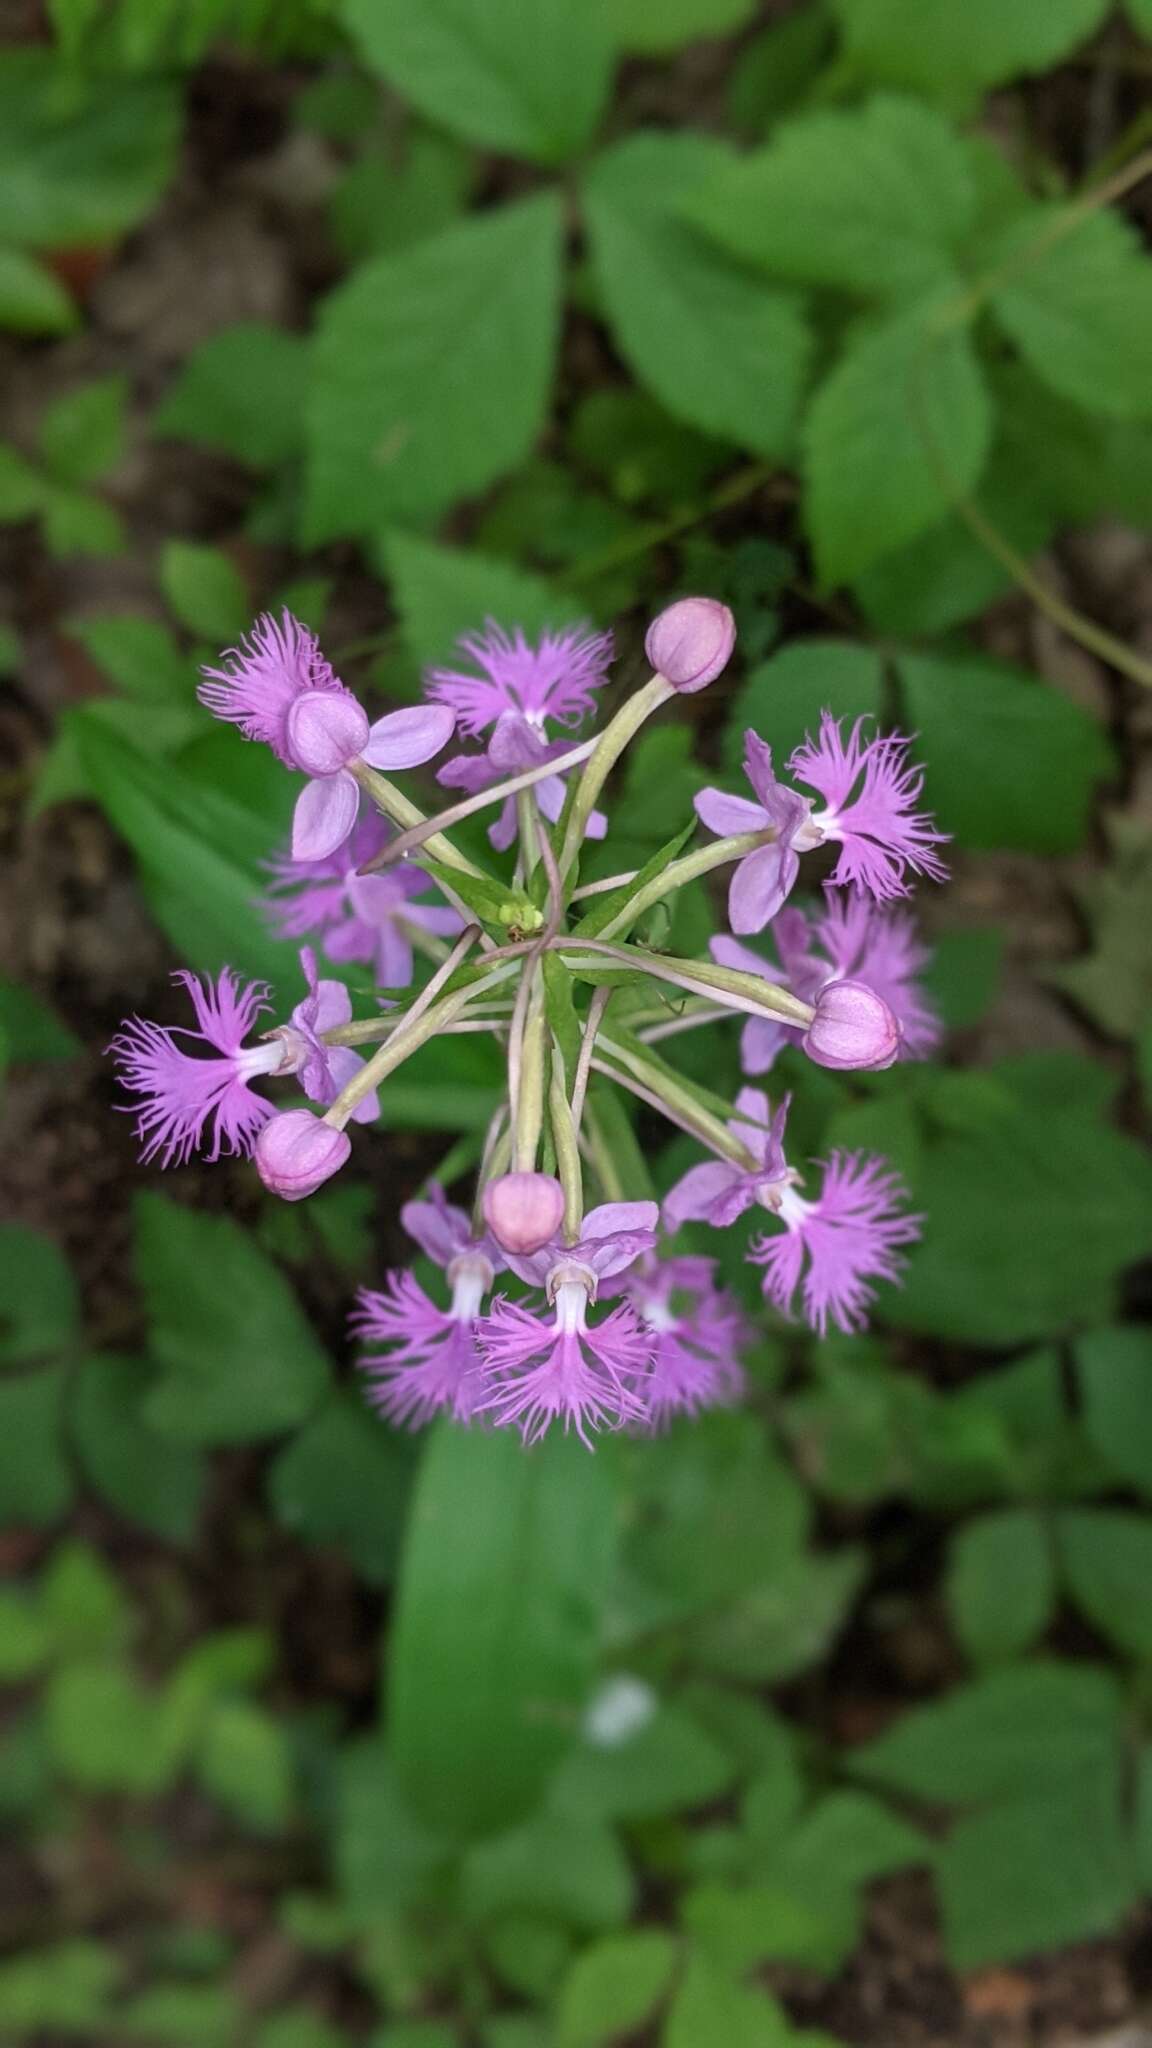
[4,0,1152,2042]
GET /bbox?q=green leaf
[462,1808,633,1932]
[330,129,472,264]
[45,1660,179,1794]
[40,1540,131,1658]
[887,1095,1152,1346]
[554,1704,735,1821]
[42,485,124,557]
[727,8,834,138]
[947,1509,1055,1664]
[0,442,45,520]
[76,717,297,982]
[988,208,1152,422]
[555,1930,678,2048]
[0,51,180,249]
[119,1983,242,2045]
[831,0,1111,102]
[381,530,578,669]
[722,639,882,774]
[267,1390,413,1585]
[156,322,309,468]
[1052,815,1152,1038]
[0,244,77,334]
[585,133,809,456]
[0,1941,118,2033]
[0,980,78,1063]
[803,300,992,585]
[937,1777,1133,1969]
[1076,1326,1152,1497]
[197,1697,294,1829]
[160,539,251,641]
[1058,1509,1152,1660]
[664,1952,793,2048]
[854,1659,1123,1803]
[0,1368,73,1525]
[897,650,1113,853]
[853,449,1054,636]
[683,1877,857,1977]
[0,1591,52,1681]
[602,0,755,52]
[70,1352,205,1542]
[389,1421,618,1838]
[341,0,613,163]
[783,1791,928,1889]
[336,1740,450,1912]
[307,196,563,539]
[684,1547,864,1685]
[67,613,194,704]
[136,1193,330,1444]
[571,821,696,941]
[39,377,126,486]
[686,95,973,299]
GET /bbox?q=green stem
[350,762,489,879]
[559,676,674,877]
[548,1042,584,1242]
[556,940,815,1028]
[591,831,765,943]
[598,1033,753,1164]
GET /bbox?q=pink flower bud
[483,1171,565,1255]
[254,1108,351,1201]
[645,597,736,693]
[285,689,370,776]
[803,979,901,1072]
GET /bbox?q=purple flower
[425,622,613,738]
[624,1255,748,1425]
[264,809,462,991]
[789,715,948,902]
[199,611,455,863]
[750,1153,921,1336]
[108,956,378,1169]
[662,1089,920,1336]
[499,1200,660,1289]
[353,1186,503,1429]
[438,711,607,852]
[712,891,939,1076]
[475,1290,653,1448]
[694,719,948,931]
[694,731,812,934]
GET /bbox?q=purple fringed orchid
[712,890,941,1075]
[264,809,462,990]
[473,1201,659,1447]
[623,1254,748,1425]
[663,1088,921,1336]
[108,951,378,1169]
[695,719,948,932]
[429,623,613,851]
[199,612,455,863]
[352,1187,503,1429]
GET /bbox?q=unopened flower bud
[803,979,900,1071]
[645,597,736,693]
[255,1108,351,1201]
[285,689,370,777]
[483,1171,565,1255]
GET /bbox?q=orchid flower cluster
[110,597,948,1446]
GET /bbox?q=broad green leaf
[1059,1509,1152,1660]
[67,613,194,705]
[602,0,755,51]
[727,8,834,137]
[0,1591,51,1681]
[71,1352,206,1542]
[0,51,180,249]
[887,1096,1152,1346]
[40,1540,130,1658]
[722,639,882,774]
[803,300,992,585]
[380,531,578,669]
[555,1930,677,2048]
[0,981,78,1063]
[136,1194,331,1444]
[0,244,77,334]
[831,0,1111,102]
[585,133,809,457]
[389,1422,618,1838]
[76,717,297,982]
[0,1223,79,1366]
[853,452,1054,636]
[783,1791,928,1888]
[664,1952,794,2048]
[42,485,124,557]
[156,322,309,467]
[0,1368,73,1526]
[336,1740,450,1912]
[910,926,1004,1033]
[267,1390,413,1584]
[684,1547,864,1685]
[854,1659,1123,1803]
[330,129,472,263]
[947,1509,1055,1664]
[119,1983,242,2045]
[554,1704,735,1821]
[197,1698,294,1829]
[682,1877,857,1976]
[0,1941,118,2033]
[0,443,45,520]
[937,1778,1134,1969]
[1053,815,1152,1038]
[39,377,125,486]
[686,96,973,299]
[46,1660,183,1793]
[988,208,1152,422]
[571,821,696,941]
[307,196,562,538]
[462,1808,633,1931]
[897,650,1113,853]
[341,0,613,163]
[160,539,251,641]
[1076,1327,1152,1497]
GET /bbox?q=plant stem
[558,676,674,878]
[590,831,765,943]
